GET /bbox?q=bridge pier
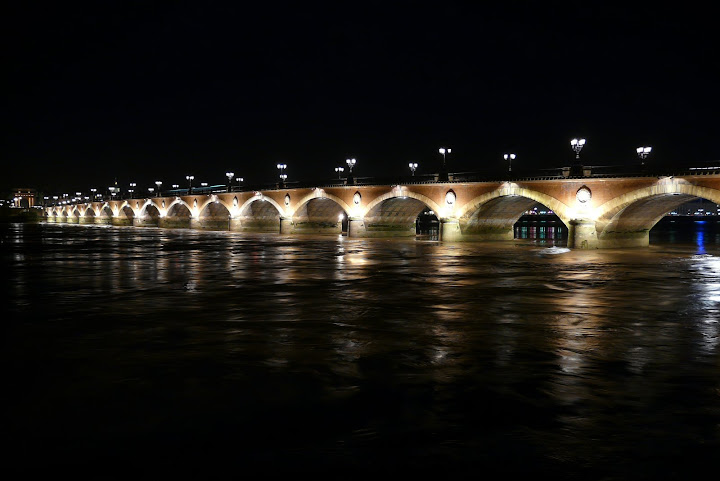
[230,217,279,233]
[568,219,599,249]
[190,217,230,230]
[280,217,293,234]
[278,217,343,235]
[79,216,94,225]
[347,217,365,237]
[133,217,159,227]
[440,218,462,241]
[95,217,112,225]
[112,218,133,226]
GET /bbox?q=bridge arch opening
[290,197,348,235]
[140,203,160,218]
[232,197,283,233]
[362,196,435,237]
[162,201,192,229]
[99,205,113,218]
[196,200,232,230]
[459,194,569,243]
[596,186,720,248]
[514,203,568,244]
[416,207,439,239]
[135,203,160,227]
[119,205,135,219]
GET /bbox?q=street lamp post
[636,146,652,166]
[570,138,587,177]
[226,172,234,192]
[438,147,451,180]
[186,175,194,194]
[409,162,418,176]
[345,158,356,184]
[570,138,586,159]
[129,183,136,200]
[335,167,344,179]
[155,181,162,196]
[503,153,516,173]
[277,164,287,186]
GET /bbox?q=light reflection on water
[2,222,720,478]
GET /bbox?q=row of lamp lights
[47,140,654,206]
[502,139,652,173]
[328,141,652,179]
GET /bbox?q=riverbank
[0,207,43,223]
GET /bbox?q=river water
[3,221,719,479]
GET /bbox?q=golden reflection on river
[2,222,719,479]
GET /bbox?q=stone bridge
[45,174,720,248]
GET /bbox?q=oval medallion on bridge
[576,186,592,204]
[353,192,361,205]
[193,199,198,208]
[161,200,165,208]
[233,196,238,207]
[136,201,139,209]
[445,190,456,206]
[284,194,290,206]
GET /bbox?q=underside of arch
[79,206,96,224]
[231,198,282,233]
[284,198,346,235]
[459,196,545,240]
[598,193,703,247]
[453,192,569,242]
[354,197,431,237]
[193,200,231,230]
[161,202,192,229]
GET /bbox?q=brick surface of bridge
[45,174,720,248]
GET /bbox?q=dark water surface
[3,222,719,479]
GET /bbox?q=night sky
[4,2,718,194]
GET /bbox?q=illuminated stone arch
[456,186,572,229]
[284,191,351,235]
[197,196,233,218]
[98,204,114,217]
[166,198,193,217]
[236,194,284,218]
[347,188,443,237]
[231,194,285,233]
[139,200,162,218]
[362,189,442,219]
[290,190,353,218]
[118,201,137,217]
[593,181,720,246]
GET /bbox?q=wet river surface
[2,221,719,479]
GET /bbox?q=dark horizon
[4,2,718,195]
